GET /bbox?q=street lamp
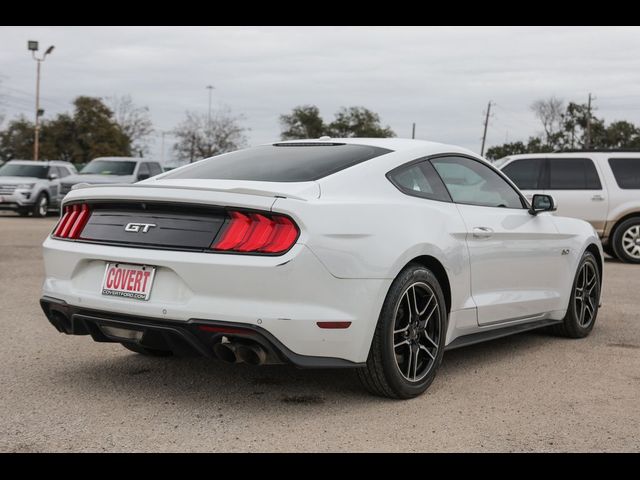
[28,40,55,161]
[206,85,214,129]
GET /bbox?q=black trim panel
[40,296,363,369]
[445,318,562,351]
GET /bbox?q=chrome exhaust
[213,342,240,363]
[235,343,267,366]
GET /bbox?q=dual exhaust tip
[213,342,267,366]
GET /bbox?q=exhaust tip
[213,342,239,363]
[236,344,267,366]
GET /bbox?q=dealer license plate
[101,263,156,301]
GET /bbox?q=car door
[431,155,567,325]
[501,157,545,203]
[47,167,61,201]
[543,157,609,236]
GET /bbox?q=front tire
[357,264,447,399]
[612,217,640,264]
[31,193,49,218]
[551,251,601,338]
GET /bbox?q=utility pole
[480,101,492,156]
[206,85,214,129]
[411,123,416,139]
[585,93,593,150]
[160,131,166,166]
[27,41,55,161]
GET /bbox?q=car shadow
[51,330,558,408]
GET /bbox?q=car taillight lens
[212,211,299,254]
[52,203,90,239]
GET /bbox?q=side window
[137,163,150,178]
[608,158,640,189]
[431,156,524,209]
[147,162,163,176]
[387,160,451,202]
[548,158,602,190]
[501,158,545,190]
[57,167,70,178]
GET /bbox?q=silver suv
[498,152,640,263]
[59,157,163,200]
[0,160,77,217]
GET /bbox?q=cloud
[2,26,640,163]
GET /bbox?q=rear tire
[550,251,600,338]
[121,342,173,357]
[31,193,49,218]
[611,217,640,264]
[357,264,447,399]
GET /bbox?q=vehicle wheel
[121,342,173,357]
[612,217,640,264]
[31,193,49,218]
[550,251,601,338]
[357,264,447,399]
[602,242,617,259]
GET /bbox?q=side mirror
[529,194,557,215]
[48,173,59,180]
[137,173,150,181]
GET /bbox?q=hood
[62,174,136,185]
[0,176,41,184]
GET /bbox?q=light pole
[28,41,55,161]
[206,85,214,129]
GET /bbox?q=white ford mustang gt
[40,138,603,398]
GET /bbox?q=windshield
[0,163,49,178]
[80,160,137,176]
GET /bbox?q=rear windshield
[163,144,392,182]
[0,163,48,178]
[80,160,137,176]
[608,158,640,189]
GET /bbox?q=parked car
[0,160,77,217]
[40,139,602,398]
[59,157,163,200]
[498,152,640,263]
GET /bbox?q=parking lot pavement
[0,214,638,452]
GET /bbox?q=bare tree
[108,95,154,156]
[530,96,564,145]
[172,107,248,163]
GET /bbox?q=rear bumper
[40,296,362,368]
[41,236,391,363]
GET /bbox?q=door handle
[591,194,605,201]
[472,227,494,239]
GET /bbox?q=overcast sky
[2,26,640,163]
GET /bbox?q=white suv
[498,152,640,263]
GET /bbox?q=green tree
[0,96,131,164]
[280,105,325,140]
[0,116,35,161]
[327,106,395,138]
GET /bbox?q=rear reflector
[52,203,91,240]
[212,210,299,254]
[316,322,352,329]
[198,325,254,335]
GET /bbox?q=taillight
[52,203,90,239]
[212,210,299,254]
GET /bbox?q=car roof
[91,157,146,162]
[269,137,461,153]
[502,151,640,162]
[7,159,72,165]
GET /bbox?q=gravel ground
[0,213,638,452]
